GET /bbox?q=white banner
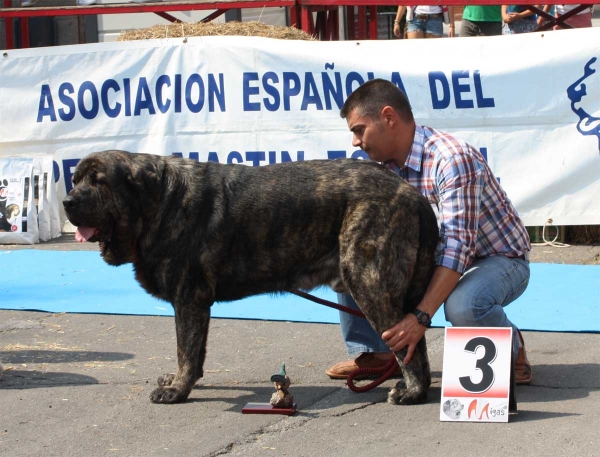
[1,28,599,227]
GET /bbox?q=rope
[531,218,570,248]
[290,289,400,393]
[346,356,399,393]
[290,289,366,317]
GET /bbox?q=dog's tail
[406,200,439,311]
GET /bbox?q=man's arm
[381,265,460,364]
[383,144,484,364]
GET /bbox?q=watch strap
[411,309,431,328]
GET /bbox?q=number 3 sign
[440,327,513,423]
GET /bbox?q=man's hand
[382,266,461,364]
[381,314,427,365]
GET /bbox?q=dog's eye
[88,171,107,185]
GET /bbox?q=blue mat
[0,250,598,333]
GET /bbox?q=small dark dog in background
[63,150,439,406]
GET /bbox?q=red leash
[290,289,400,393]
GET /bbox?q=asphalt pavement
[0,239,599,457]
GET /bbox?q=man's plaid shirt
[385,124,531,274]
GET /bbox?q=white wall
[240,7,287,26]
[95,1,287,42]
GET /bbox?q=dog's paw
[387,379,407,405]
[157,373,176,387]
[149,386,188,404]
[387,379,427,405]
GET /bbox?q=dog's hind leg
[340,217,431,405]
[150,306,211,404]
[387,337,431,405]
[347,280,432,405]
[347,285,432,404]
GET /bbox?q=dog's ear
[126,156,165,214]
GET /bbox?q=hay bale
[117,21,316,41]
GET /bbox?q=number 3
[459,337,497,393]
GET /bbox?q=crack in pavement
[204,387,390,456]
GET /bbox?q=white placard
[440,327,513,423]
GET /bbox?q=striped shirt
[385,125,531,274]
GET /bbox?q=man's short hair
[340,79,414,123]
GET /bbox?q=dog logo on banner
[567,57,600,152]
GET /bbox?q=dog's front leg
[150,305,211,404]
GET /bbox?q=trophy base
[242,402,297,415]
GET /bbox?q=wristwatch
[411,309,432,328]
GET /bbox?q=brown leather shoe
[515,330,532,385]
[325,353,402,380]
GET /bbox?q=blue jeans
[338,255,530,358]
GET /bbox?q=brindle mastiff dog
[63,150,439,405]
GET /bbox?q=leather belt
[474,253,529,262]
[507,254,526,260]
[415,13,443,20]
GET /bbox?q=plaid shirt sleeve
[434,148,484,274]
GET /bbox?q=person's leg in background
[405,17,427,39]
[325,293,398,379]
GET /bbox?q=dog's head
[63,150,165,266]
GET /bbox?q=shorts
[503,18,538,34]
[460,19,503,37]
[406,15,444,36]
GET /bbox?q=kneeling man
[327,79,532,384]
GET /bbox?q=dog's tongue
[75,226,96,243]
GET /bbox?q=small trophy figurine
[241,362,297,415]
[269,363,294,409]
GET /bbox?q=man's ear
[381,106,398,127]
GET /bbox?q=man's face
[346,108,393,163]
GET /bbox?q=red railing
[0,0,595,48]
